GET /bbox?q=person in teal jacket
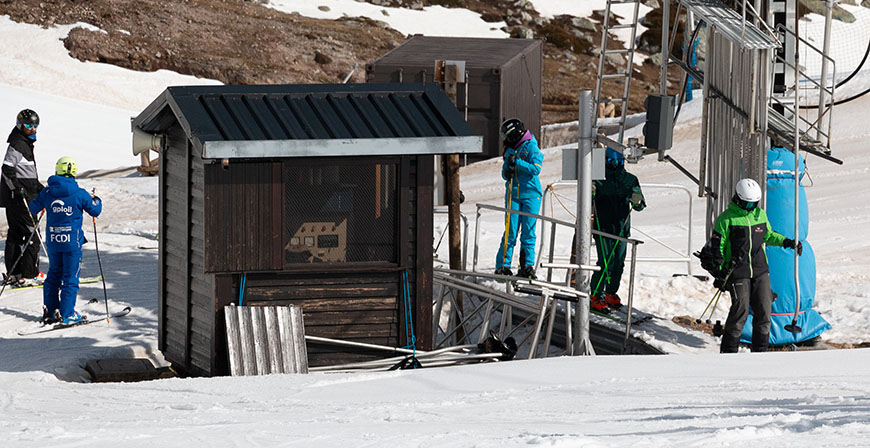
[700,178,802,353]
[494,118,543,279]
[589,148,645,312]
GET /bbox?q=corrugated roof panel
[287,97,331,138]
[225,96,268,141]
[201,96,246,141]
[409,94,449,137]
[246,96,288,140]
[393,93,437,137]
[348,95,392,138]
[327,95,374,139]
[371,94,416,137]
[309,94,351,138]
[264,96,310,139]
[131,83,481,157]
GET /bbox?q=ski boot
[494,267,513,277]
[516,265,537,280]
[42,306,61,325]
[604,293,622,309]
[61,312,84,325]
[2,273,25,288]
[590,296,610,314]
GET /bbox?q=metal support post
[573,91,595,356]
[816,1,833,140]
[661,0,670,95]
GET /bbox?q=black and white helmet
[500,118,525,148]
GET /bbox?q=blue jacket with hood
[501,130,543,200]
[29,175,102,253]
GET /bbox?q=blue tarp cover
[741,148,831,345]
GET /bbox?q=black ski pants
[5,199,40,279]
[721,273,772,353]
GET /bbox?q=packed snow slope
[2,7,870,447]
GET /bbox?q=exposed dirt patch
[0,0,403,86]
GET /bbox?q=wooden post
[437,61,465,343]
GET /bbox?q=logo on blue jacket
[51,199,73,216]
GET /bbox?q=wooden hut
[366,36,542,162]
[131,83,481,376]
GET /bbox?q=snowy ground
[2,5,870,447]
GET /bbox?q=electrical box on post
[562,146,605,181]
[643,94,675,150]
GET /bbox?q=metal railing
[468,203,643,353]
[769,24,836,153]
[539,181,696,275]
[433,206,469,271]
[433,268,588,359]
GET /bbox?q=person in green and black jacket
[589,148,645,312]
[699,178,803,353]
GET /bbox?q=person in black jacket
[1,109,45,286]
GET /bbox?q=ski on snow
[5,275,103,292]
[17,306,132,336]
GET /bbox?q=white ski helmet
[735,178,762,202]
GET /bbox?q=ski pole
[91,189,110,322]
[500,175,513,270]
[22,195,48,257]
[694,253,742,323]
[0,210,44,299]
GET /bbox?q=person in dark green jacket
[589,148,645,312]
[700,178,803,353]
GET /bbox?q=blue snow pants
[495,194,542,269]
[43,250,82,319]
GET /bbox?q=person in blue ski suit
[494,118,543,279]
[28,156,101,325]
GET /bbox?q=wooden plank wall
[413,156,434,350]
[243,271,401,367]
[203,162,283,273]
[189,145,217,376]
[159,125,191,373]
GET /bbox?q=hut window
[284,161,397,265]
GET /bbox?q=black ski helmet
[500,118,525,148]
[16,109,39,131]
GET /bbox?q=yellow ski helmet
[55,156,78,177]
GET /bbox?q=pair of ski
[5,275,103,292]
[17,301,132,336]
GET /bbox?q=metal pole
[622,242,639,353]
[574,91,595,356]
[661,0,670,94]
[816,1,833,141]
[790,5,802,332]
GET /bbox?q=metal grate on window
[284,161,397,265]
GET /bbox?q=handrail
[433,207,469,271]
[539,181,695,275]
[472,202,643,351]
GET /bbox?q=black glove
[713,276,727,291]
[506,154,517,168]
[783,238,803,256]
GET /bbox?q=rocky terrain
[0,0,684,124]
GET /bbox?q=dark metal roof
[371,36,541,69]
[132,83,482,158]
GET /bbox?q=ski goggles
[22,123,37,130]
[734,197,758,211]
